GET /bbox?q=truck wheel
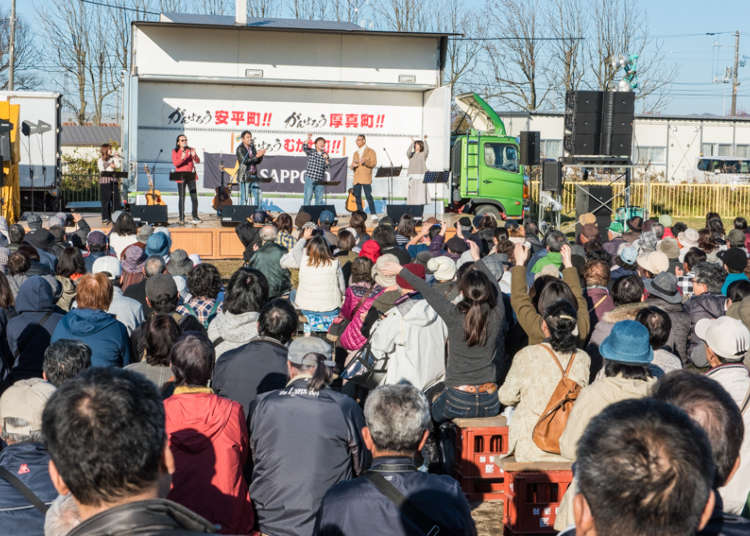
[474,205,500,218]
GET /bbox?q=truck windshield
[484,143,519,172]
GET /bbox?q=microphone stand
[383,147,395,206]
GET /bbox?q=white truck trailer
[125,14,453,215]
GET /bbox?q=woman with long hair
[109,212,139,257]
[395,213,416,247]
[171,133,201,225]
[349,210,370,247]
[125,313,180,389]
[379,240,505,421]
[498,300,591,462]
[281,228,344,332]
[406,137,429,205]
[274,212,296,251]
[55,246,86,311]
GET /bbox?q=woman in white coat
[406,137,429,205]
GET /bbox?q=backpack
[532,344,582,454]
[340,288,386,351]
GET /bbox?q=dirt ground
[472,501,504,535]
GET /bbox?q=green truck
[449,93,527,221]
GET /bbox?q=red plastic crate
[452,416,509,479]
[501,459,573,535]
[456,475,504,502]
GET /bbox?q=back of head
[146,273,178,313]
[684,247,708,271]
[235,221,260,249]
[727,278,750,303]
[350,256,373,284]
[76,273,113,311]
[537,278,577,317]
[576,398,714,536]
[259,224,277,243]
[224,268,268,315]
[170,333,214,386]
[337,229,356,252]
[372,225,396,249]
[8,224,24,245]
[42,367,166,507]
[543,300,578,352]
[8,250,30,275]
[652,370,744,488]
[545,229,566,252]
[275,213,293,233]
[457,269,498,347]
[56,246,85,278]
[112,212,137,236]
[43,340,92,388]
[258,298,298,344]
[305,235,332,267]
[396,214,415,237]
[364,384,430,454]
[583,259,610,287]
[144,256,165,277]
[612,274,644,306]
[693,261,726,294]
[145,314,180,367]
[635,306,671,349]
[186,263,221,299]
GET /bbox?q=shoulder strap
[181,302,198,317]
[540,344,565,375]
[212,336,225,349]
[364,472,444,536]
[588,294,608,313]
[0,466,49,513]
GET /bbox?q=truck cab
[449,93,526,220]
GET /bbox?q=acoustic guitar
[346,189,358,213]
[213,161,237,210]
[144,164,165,206]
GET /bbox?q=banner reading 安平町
[202,153,347,194]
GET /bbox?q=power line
[78,0,159,15]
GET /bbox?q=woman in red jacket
[171,134,201,225]
[164,333,255,534]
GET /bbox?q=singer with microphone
[302,133,330,206]
[97,143,121,224]
[406,135,429,205]
[172,134,201,224]
[235,130,266,206]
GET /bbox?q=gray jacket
[406,140,429,175]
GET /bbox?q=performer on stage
[350,134,377,215]
[302,133,330,206]
[98,143,121,224]
[171,134,201,224]
[235,130,266,206]
[406,136,429,205]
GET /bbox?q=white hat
[426,256,457,282]
[636,250,669,275]
[92,256,122,279]
[678,228,699,249]
[695,316,750,362]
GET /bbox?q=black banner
[203,153,347,194]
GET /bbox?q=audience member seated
[119,244,147,292]
[245,225,291,299]
[176,263,223,329]
[125,314,180,389]
[54,246,85,312]
[82,231,110,273]
[42,339,91,387]
[108,213,139,258]
[685,262,728,367]
[123,255,165,315]
[92,256,144,335]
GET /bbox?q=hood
[685,293,726,318]
[58,308,119,336]
[454,92,507,135]
[165,393,235,453]
[207,310,259,343]
[601,301,648,324]
[597,374,657,403]
[644,298,685,312]
[395,298,440,327]
[15,276,57,313]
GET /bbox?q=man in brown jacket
[350,134,378,216]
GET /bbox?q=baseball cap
[287,337,335,367]
[695,316,750,362]
[396,263,426,291]
[318,210,335,224]
[618,245,638,266]
[145,273,178,301]
[0,378,56,436]
[87,230,107,247]
[92,256,122,279]
[719,247,748,273]
[578,212,596,226]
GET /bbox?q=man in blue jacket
[315,384,476,536]
[0,377,58,534]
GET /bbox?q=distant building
[61,124,121,171]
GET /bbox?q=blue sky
[8,0,750,116]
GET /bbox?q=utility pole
[8,0,16,91]
[731,30,740,116]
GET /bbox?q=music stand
[375,166,403,205]
[316,180,341,204]
[423,171,450,217]
[101,171,128,219]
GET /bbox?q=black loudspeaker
[599,92,634,157]
[300,205,337,224]
[386,204,424,223]
[520,131,541,166]
[131,205,168,225]
[542,161,562,194]
[219,205,257,224]
[575,185,613,242]
[564,91,634,158]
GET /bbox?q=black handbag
[341,344,388,390]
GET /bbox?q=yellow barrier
[530,180,750,219]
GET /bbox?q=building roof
[497,110,750,123]
[150,14,459,38]
[60,125,121,147]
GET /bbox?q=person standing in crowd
[235,130,266,206]
[125,314,180,389]
[315,384,476,536]
[720,247,749,295]
[635,307,682,376]
[246,225,290,299]
[0,377,58,534]
[97,143,120,225]
[406,137,429,205]
[644,271,690,362]
[171,134,201,225]
[583,259,615,325]
[350,134,377,215]
[250,338,367,536]
[42,367,217,535]
[303,134,330,206]
[164,334,255,535]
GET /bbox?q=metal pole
[731,30,740,116]
[8,0,16,91]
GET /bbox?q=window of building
[541,139,562,159]
[635,146,666,164]
[702,142,738,156]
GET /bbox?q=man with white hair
[246,224,291,298]
[315,384,476,536]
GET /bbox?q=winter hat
[396,263,426,291]
[359,239,381,264]
[599,320,653,365]
[426,256,457,282]
[121,244,146,273]
[145,232,170,258]
[372,253,398,288]
[86,230,107,248]
[695,316,750,362]
[637,250,669,275]
[644,272,682,304]
[718,247,748,273]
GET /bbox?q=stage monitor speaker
[300,205,337,224]
[131,205,168,225]
[520,131,541,166]
[542,161,562,194]
[219,205,257,224]
[575,185,613,243]
[386,204,424,223]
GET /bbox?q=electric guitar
[144,164,165,206]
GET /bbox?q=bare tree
[480,0,551,111]
[378,0,427,32]
[247,0,278,18]
[546,0,585,105]
[0,10,39,90]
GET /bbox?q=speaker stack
[131,205,168,225]
[519,131,541,166]
[564,91,634,158]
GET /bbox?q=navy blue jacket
[0,442,57,535]
[4,277,63,390]
[315,456,476,536]
[52,308,131,367]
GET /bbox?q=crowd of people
[1,206,750,535]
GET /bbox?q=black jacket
[0,442,57,535]
[644,297,690,363]
[67,499,216,535]
[685,293,727,368]
[250,377,368,536]
[212,336,289,417]
[315,456,476,536]
[235,143,263,183]
[698,493,750,536]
